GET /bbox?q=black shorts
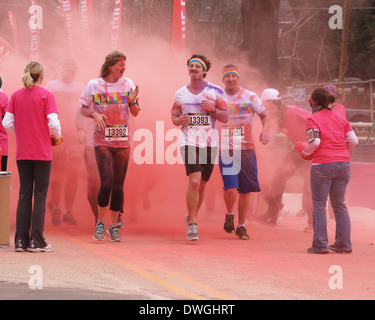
[180,146,217,182]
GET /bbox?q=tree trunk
[339,0,351,82]
[241,0,280,86]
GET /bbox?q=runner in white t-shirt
[45,59,84,226]
[171,54,228,240]
[218,65,270,240]
[80,51,140,242]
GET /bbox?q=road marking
[52,230,236,300]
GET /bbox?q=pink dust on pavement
[1,2,375,300]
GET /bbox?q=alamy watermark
[132,121,242,175]
[329,265,343,290]
[328,5,343,30]
[28,265,43,290]
[29,5,43,30]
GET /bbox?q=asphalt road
[1,193,374,304]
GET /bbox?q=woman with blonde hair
[80,51,140,242]
[3,61,62,252]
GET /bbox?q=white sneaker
[187,223,199,241]
[40,244,54,252]
[276,206,289,224]
[27,241,54,253]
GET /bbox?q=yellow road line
[52,230,235,300]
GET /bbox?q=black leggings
[94,146,130,211]
[15,160,51,249]
[1,155,8,171]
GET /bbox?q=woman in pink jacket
[3,61,62,252]
[299,88,358,254]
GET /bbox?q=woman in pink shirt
[299,88,358,254]
[3,61,62,252]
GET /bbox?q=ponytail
[311,88,330,108]
[22,72,34,89]
[328,94,336,105]
[22,61,44,89]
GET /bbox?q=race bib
[221,125,245,139]
[188,113,211,127]
[105,125,128,141]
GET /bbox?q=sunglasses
[308,98,316,104]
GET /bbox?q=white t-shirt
[171,82,227,148]
[218,87,265,150]
[79,77,136,148]
[45,79,84,138]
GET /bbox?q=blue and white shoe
[15,240,26,252]
[107,226,121,242]
[94,222,105,241]
[27,240,53,253]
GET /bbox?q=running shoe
[27,241,54,253]
[107,226,121,242]
[40,244,54,252]
[62,210,77,225]
[27,240,37,252]
[276,205,289,224]
[307,247,329,254]
[235,226,249,240]
[258,210,277,225]
[187,223,199,241]
[224,214,235,234]
[15,240,25,252]
[93,222,105,241]
[328,245,352,254]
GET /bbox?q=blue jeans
[310,162,352,252]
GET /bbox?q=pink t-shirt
[306,109,353,164]
[283,105,310,146]
[7,86,58,161]
[0,92,9,156]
